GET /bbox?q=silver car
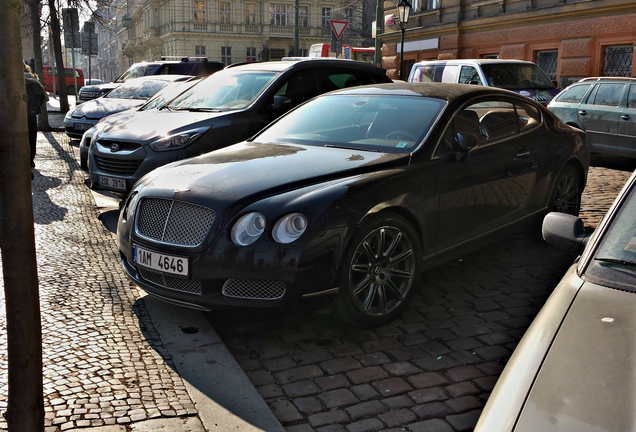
[476,169,636,432]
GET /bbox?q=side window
[515,100,542,132]
[175,63,197,75]
[274,70,320,108]
[475,101,519,142]
[628,85,636,109]
[459,66,482,85]
[592,84,624,106]
[65,69,73,78]
[555,84,591,103]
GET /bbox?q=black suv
[78,57,224,104]
[88,58,392,196]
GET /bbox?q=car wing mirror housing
[542,212,590,255]
[271,95,292,111]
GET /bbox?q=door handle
[514,150,531,160]
[621,114,631,120]
[578,110,587,116]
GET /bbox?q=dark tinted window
[628,85,636,109]
[555,84,591,103]
[592,83,624,106]
[459,66,482,85]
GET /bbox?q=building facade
[381,0,636,86]
[92,0,372,80]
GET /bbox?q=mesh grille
[94,155,143,176]
[136,198,215,247]
[138,268,202,294]
[222,279,286,300]
[79,89,102,100]
[536,50,558,81]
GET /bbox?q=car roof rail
[160,56,209,62]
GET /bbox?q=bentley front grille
[138,268,202,295]
[135,198,215,247]
[222,279,287,300]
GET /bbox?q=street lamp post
[396,0,411,80]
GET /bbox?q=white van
[408,59,559,105]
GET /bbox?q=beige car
[476,169,636,432]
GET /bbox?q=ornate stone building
[93,0,372,80]
[381,0,636,86]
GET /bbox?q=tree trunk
[0,0,44,430]
[47,0,69,112]
[27,0,51,131]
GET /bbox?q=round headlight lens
[272,213,307,244]
[231,212,266,246]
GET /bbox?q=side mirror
[271,95,291,111]
[542,212,590,255]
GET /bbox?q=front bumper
[65,118,98,139]
[118,223,350,311]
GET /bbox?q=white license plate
[74,122,91,131]
[134,246,189,277]
[98,175,127,191]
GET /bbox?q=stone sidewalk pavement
[0,131,201,431]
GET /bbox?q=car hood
[71,98,144,120]
[138,141,408,202]
[514,280,636,432]
[96,110,223,142]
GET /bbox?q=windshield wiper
[595,257,636,268]
[325,144,380,152]
[176,107,222,112]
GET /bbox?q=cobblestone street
[0,128,632,432]
[209,166,633,432]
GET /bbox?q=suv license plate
[134,246,189,277]
[98,175,126,191]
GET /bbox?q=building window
[425,0,439,10]
[345,8,353,21]
[195,45,206,56]
[603,45,633,77]
[245,3,256,25]
[299,6,308,27]
[270,48,285,60]
[270,3,293,25]
[194,1,205,23]
[482,54,499,59]
[222,46,232,65]
[536,50,558,81]
[220,2,230,24]
[322,7,332,28]
[247,47,257,62]
[299,48,308,57]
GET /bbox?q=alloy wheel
[553,171,580,215]
[348,226,416,317]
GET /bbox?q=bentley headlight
[149,126,210,152]
[231,212,266,246]
[272,213,307,244]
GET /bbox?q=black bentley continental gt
[117,83,589,326]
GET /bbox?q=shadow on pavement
[31,169,67,225]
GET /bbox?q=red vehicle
[42,65,85,94]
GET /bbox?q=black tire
[67,86,75,95]
[336,212,421,326]
[80,153,88,170]
[550,164,582,216]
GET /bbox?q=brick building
[381,0,636,87]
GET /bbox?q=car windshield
[253,94,446,154]
[585,180,636,291]
[167,70,279,111]
[116,64,162,82]
[140,80,201,111]
[481,64,554,90]
[105,80,169,100]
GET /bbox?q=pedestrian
[24,61,47,168]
